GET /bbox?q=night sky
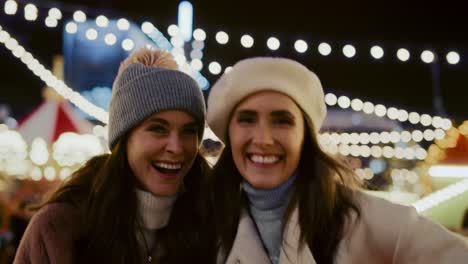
[1,0,467,123]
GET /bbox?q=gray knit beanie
[207,57,326,143]
[108,63,206,148]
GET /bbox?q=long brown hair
[211,119,361,264]
[40,135,216,263]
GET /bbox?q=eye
[182,126,198,135]
[274,117,294,125]
[148,125,167,134]
[237,114,256,124]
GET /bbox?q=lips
[152,161,183,179]
[246,153,282,165]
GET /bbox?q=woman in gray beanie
[207,57,468,264]
[14,48,216,263]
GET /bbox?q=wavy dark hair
[38,135,216,263]
[211,118,361,264]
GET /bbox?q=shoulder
[30,202,82,232]
[22,202,84,246]
[346,191,417,246]
[14,203,83,263]
[349,190,468,262]
[351,190,444,230]
[351,190,422,232]
[353,190,417,220]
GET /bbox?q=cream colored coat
[220,192,468,264]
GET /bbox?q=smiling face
[126,110,200,196]
[228,91,305,189]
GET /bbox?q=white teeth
[250,155,279,164]
[155,162,182,170]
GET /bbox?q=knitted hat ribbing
[207,57,326,143]
[108,63,206,148]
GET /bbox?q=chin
[148,185,180,196]
[246,177,280,190]
[153,189,178,196]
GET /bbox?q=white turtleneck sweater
[136,189,177,252]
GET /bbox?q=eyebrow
[183,122,199,128]
[236,110,257,115]
[271,110,295,120]
[147,117,199,128]
[147,117,170,126]
[237,109,295,117]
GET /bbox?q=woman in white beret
[206,57,468,264]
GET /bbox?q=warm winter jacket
[13,203,83,263]
[221,191,468,264]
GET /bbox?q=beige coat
[221,192,468,264]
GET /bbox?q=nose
[166,132,184,154]
[252,122,274,146]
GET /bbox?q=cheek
[126,137,140,160]
[141,140,161,154]
[183,138,199,159]
[229,125,246,148]
[284,129,304,156]
[126,145,142,175]
[229,136,245,161]
[228,125,237,146]
[228,134,245,164]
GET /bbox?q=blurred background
[1,0,467,261]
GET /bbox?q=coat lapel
[279,208,316,264]
[225,209,271,264]
[223,208,316,264]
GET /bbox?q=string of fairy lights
[2,0,211,89]
[203,32,461,76]
[0,23,109,123]
[3,0,463,71]
[323,93,452,130]
[157,24,209,89]
[206,30,461,64]
[65,19,138,52]
[0,0,455,137]
[320,141,428,160]
[0,1,461,156]
[3,0,152,53]
[320,129,446,146]
[0,2,454,153]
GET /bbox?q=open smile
[246,153,283,166]
[152,161,183,179]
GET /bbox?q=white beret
[207,57,327,142]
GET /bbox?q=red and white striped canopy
[17,101,94,145]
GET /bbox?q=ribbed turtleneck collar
[136,189,177,230]
[242,172,297,211]
[242,173,297,264]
